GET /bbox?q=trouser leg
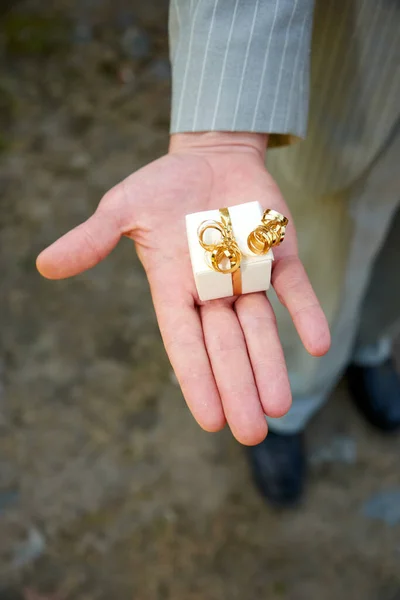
[266,129,400,433]
[353,206,400,361]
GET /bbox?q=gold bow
[247,209,288,255]
[198,208,242,295]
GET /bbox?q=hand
[37,132,330,445]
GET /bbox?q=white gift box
[186,201,273,302]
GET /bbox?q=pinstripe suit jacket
[169,0,400,194]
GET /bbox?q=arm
[37,0,328,446]
[169,0,314,139]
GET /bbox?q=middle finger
[200,301,267,446]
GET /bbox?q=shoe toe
[348,360,400,432]
[247,432,306,507]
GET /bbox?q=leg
[347,207,400,430]
[267,126,400,433]
[354,206,400,353]
[246,127,400,506]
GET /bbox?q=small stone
[310,435,357,466]
[72,21,93,44]
[169,370,179,386]
[121,26,150,59]
[361,488,400,526]
[12,527,46,568]
[0,489,19,514]
[69,152,91,171]
[146,59,171,82]
[118,64,136,86]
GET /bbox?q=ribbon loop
[198,211,242,275]
[247,209,288,255]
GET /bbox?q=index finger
[150,278,226,433]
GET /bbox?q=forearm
[169,0,315,139]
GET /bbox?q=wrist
[169,132,268,160]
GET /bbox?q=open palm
[37,145,330,445]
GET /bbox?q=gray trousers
[267,124,400,433]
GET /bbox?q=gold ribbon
[247,209,288,255]
[197,207,242,296]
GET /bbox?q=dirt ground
[1,2,400,599]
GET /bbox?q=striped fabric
[269,0,400,195]
[169,0,314,137]
[169,0,400,192]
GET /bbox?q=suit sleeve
[169,0,314,141]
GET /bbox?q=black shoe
[347,359,400,432]
[246,431,306,507]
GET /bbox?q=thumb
[36,207,122,280]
